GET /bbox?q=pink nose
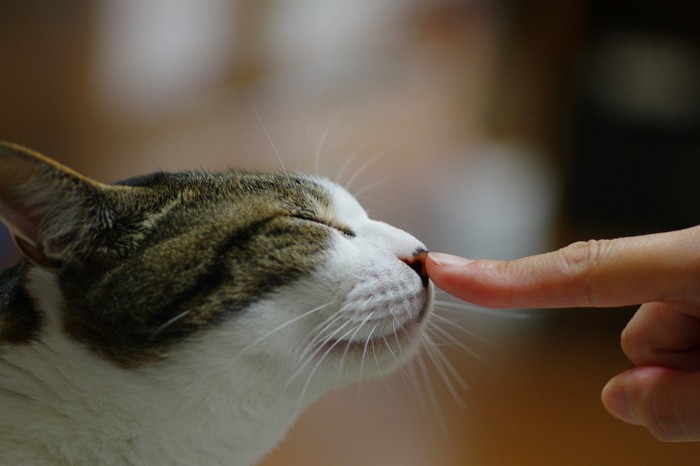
[401,250,429,287]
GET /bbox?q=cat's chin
[315,299,433,378]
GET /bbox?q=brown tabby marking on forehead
[61,211,333,367]
[61,171,339,367]
[0,142,340,367]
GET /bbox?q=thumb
[602,366,700,442]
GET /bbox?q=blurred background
[1,0,699,464]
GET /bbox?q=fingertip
[602,379,640,425]
[602,366,700,441]
[425,252,472,290]
[425,252,488,304]
[427,252,472,269]
[602,367,662,426]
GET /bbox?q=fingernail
[602,384,639,425]
[428,252,472,268]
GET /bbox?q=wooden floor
[261,307,700,466]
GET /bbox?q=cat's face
[226,178,432,391]
[0,143,432,397]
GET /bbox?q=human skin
[425,226,700,442]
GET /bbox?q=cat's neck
[0,266,310,466]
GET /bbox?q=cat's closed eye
[292,214,356,238]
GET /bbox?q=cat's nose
[402,250,429,287]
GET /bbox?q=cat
[0,142,433,465]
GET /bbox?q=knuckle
[556,240,601,277]
[619,324,636,356]
[619,315,649,363]
[554,240,605,306]
[619,305,664,366]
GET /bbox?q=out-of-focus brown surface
[261,309,700,466]
[462,310,700,466]
[2,1,699,465]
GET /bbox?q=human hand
[425,226,700,442]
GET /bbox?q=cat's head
[0,142,432,395]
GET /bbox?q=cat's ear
[0,142,115,267]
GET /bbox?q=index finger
[426,226,700,309]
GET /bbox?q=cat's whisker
[433,298,532,320]
[391,318,402,347]
[293,334,343,384]
[385,316,412,380]
[300,305,347,346]
[371,333,383,373]
[352,176,394,198]
[247,97,290,182]
[238,301,337,356]
[381,333,403,378]
[307,306,346,338]
[345,149,388,192]
[292,321,360,416]
[403,359,431,416]
[431,340,469,392]
[314,114,339,176]
[355,195,395,213]
[151,310,191,338]
[425,333,468,388]
[430,312,493,346]
[376,351,399,402]
[370,338,397,397]
[296,305,350,363]
[427,321,491,365]
[287,314,353,389]
[357,323,378,389]
[370,317,412,397]
[336,311,376,385]
[415,345,448,435]
[333,142,368,185]
[422,333,467,410]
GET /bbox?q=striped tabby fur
[0,142,432,465]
